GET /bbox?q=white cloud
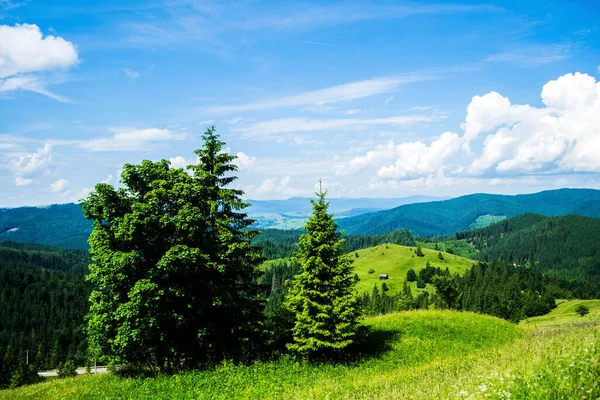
[9,143,53,182]
[201,74,432,114]
[235,152,258,171]
[122,68,140,79]
[246,176,304,198]
[233,114,440,142]
[484,44,572,66]
[0,24,78,99]
[336,72,600,192]
[377,132,462,179]
[49,178,70,194]
[468,72,600,175]
[334,132,461,179]
[14,176,31,186]
[169,156,195,169]
[79,128,186,152]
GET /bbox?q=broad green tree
[284,185,361,359]
[81,126,264,371]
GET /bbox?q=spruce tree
[284,184,361,359]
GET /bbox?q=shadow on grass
[345,326,404,364]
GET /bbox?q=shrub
[406,269,417,282]
[575,304,590,317]
[415,246,425,257]
[57,360,77,378]
[368,268,375,274]
[438,251,444,260]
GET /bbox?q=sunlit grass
[520,299,600,329]
[4,309,598,399]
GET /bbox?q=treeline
[0,242,91,388]
[360,260,579,323]
[455,213,600,292]
[254,228,415,260]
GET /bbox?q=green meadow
[520,299,600,328]
[352,244,476,295]
[2,309,598,399]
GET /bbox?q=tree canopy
[81,126,264,372]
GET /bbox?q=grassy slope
[0,311,523,400]
[4,310,599,399]
[352,244,475,295]
[520,299,600,328]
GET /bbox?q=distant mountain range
[248,195,446,229]
[1,189,599,249]
[0,195,444,248]
[337,189,600,237]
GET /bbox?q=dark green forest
[456,213,600,285]
[254,228,415,260]
[0,242,91,388]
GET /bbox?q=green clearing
[3,310,599,399]
[520,299,600,328]
[352,244,476,295]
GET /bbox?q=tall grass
[1,310,598,400]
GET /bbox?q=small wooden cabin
[379,274,389,280]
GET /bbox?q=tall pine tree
[284,183,361,359]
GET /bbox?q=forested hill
[455,213,600,284]
[0,242,91,369]
[337,188,600,236]
[0,204,91,249]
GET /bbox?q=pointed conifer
[284,182,361,359]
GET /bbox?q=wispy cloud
[232,114,443,143]
[304,40,337,47]
[485,44,573,66]
[122,68,140,79]
[120,1,500,48]
[201,73,433,114]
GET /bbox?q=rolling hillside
[0,204,91,249]
[456,213,600,283]
[352,244,475,295]
[520,299,600,328]
[338,188,600,236]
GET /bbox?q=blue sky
[1,0,600,206]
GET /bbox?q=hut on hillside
[379,274,389,280]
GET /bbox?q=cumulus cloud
[235,152,258,171]
[49,178,70,194]
[0,24,79,99]
[468,72,600,174]
[334,132,461,178]
[169,156,195,169]
[336,72,600,190]
[79,128,186,151]
[377,132,462,179]
[9,143,53,184]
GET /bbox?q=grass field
[520,299,600,328]
[352,244,476,295]
[2,310,598,399]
